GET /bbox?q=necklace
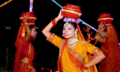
[67,38,78,45]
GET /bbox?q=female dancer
[13,12,37,72]
[42,9,105,72]
[95,13,120,72]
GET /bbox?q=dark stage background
[0,0,120,72]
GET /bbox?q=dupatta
[13,24,25,72]
[58,23,96,72]
[13,12,36,72]
[100,24,120,72]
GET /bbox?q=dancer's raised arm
[95,23,106,43]
[22,14,31,41]
[42,9,63,38]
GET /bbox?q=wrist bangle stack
[81,65,88,70]
[23,22,29,26]
[98,29,102,34]
[52,18,56,26]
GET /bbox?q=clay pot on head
[20,12,37,23]
[62,4,82,19]
[98,13,113,24]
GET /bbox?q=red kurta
[13,37,36,72]
[13,24,36,72]
[18,37,36,72]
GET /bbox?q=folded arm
[85,50,105,67]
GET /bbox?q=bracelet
[23,22,29,26]
[81,64,88,70]
[52,18,56,26]
[98,29,102,34]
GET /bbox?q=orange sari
[99,24,120,72]
[47,34,100,72]
[13,25,36,72]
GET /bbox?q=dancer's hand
[56,8,64,21]
[23,14,29,22]
[81,64,88,72]
[83,70,88,72]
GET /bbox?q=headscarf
[98,13,120,72]
[13,12,36,72]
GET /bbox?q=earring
[75,32,77,37]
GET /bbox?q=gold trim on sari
[67,47,85,70]
[92,48,102,56]
[58,39,67,72]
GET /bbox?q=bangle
[98,29,102,34]
[52,18,56,26]
[81,65,88,70]
[23,22,29,26]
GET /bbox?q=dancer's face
[62,23,76,39]
[30,26,37,39]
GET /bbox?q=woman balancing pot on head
[13,12,37,72]
[95,13,120,72]
[42,4,105,72]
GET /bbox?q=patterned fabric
[13,25,24,72]
[13,12,36,72]
[13,37,36,72]
[47,34,99,72]
[99,24,120,72]
[13,24,36,72]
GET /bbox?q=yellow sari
[47,34,99,72]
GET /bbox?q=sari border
[67,47,84,63]
[87,53,96,72]
[67,47,87,70]
[58,39,67,72]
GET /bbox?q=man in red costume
[13,12,37,72]
[95,13,120,72]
